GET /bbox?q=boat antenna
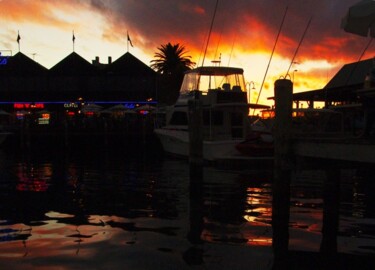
[344,37,373,86]
[201,0,219,67]
[227,35,236,66]
[214,26,223,63]
[285,16,313,77]
[255,6,288,106]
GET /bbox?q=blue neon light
[0,54,8,65]
[0,52,9,65]
[0,101,158,105]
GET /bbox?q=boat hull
[235,141,274,157]
[154,128,242,161]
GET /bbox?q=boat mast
[255,6,288,107]
[201,0,219,67]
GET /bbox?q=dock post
[186,93,204,260]
[188,92,203,181]
[272,79,293,269]
[320,162,340,267]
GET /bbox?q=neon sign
[14,103,45,109]
[64,102,78,108]
[138,110,149,115]
[37,113,50,125]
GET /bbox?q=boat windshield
[179,66,246,95]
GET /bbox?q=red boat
[235,131,274,157]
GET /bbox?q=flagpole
[17,31,21,52]
[127,31,129,52]
[127,31,133,52]
[72,30,75,52]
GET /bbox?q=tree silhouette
[151,43,195,105]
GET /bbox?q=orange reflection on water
[0,213,129,263]
[245,186,272,224]
[247,238,272,246]
[241,185,273,246]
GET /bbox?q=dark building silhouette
[291,58,374,106]
[0,52,48,101]
[0,51,158,106]
[49,52,100,101]
[102,52,157,101]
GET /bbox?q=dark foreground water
[0,140,374,269]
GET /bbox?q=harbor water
[0,139,374,269]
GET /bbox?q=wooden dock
[293,137,375,164]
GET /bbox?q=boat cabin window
[169,111,188,125]
[179,67,246,95]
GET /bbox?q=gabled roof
[324,58,373,89]
[0,52,48,76]
[106,52,156,76]
[49,52,98,75]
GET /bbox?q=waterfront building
[0,51,158,110]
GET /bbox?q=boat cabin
[178,66,248,105]
[166,66,252,140]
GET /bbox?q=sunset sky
[0,0,373,105]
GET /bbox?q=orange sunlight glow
[1,0,370,108]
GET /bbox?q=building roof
[0,52,48,76]
[49,52,98,75]
[106,52,156,76]
[291,58,375,103]
[324,58,373,89]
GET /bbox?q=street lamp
[291,61,299,83]
[246,81,256,103]
[292,69,298,83]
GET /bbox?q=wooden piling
[186,93,204,260]
[272,79,293,269]
[188,94,203,181]
[320,162,340,266]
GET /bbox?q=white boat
[154,65,268,161]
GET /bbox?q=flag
[72,31,75,42]
[17,31,21,43]
[127,32,133,47]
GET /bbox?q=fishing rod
[285,16,313,78]
[255,6,288,106]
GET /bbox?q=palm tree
[151,43,195,104]
[151,43,195,74]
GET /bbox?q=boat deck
[294,136,375,164]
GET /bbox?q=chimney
[92,56,100,65]
[108,56,112,64]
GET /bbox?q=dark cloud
[90,0,371,63]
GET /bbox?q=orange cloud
[0,0,85,30]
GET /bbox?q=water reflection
[0,146,374,269]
